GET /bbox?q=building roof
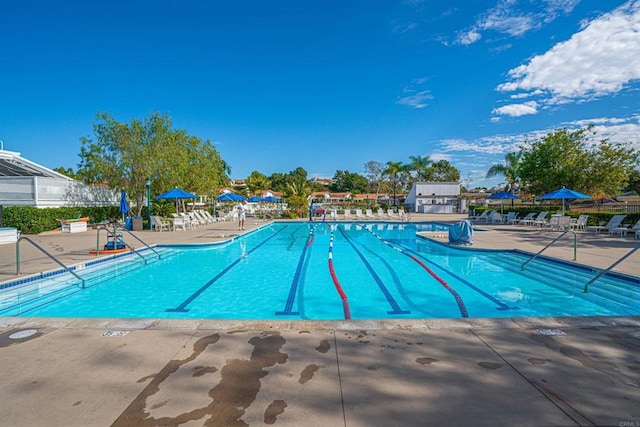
[0,150,71,179]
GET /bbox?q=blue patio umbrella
[248,196,262,202]
[538,187,591,215]
[261,196,280,203]
[217,192,245,202]
[486,190,519,214]
[119,189,129,220]
[156,187,198,213]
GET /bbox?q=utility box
[132,217,143,231]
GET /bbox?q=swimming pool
[1,222,639,320]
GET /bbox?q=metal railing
[583,241,640,293]
[95,225,161,264]
[521,228,577,270]
[16,236,86,288]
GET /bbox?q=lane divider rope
[357,223,468,318]
[327,226,351,319]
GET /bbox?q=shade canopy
[538,187,591,200]
[217,192,245,202]
[248,196,262,202]
[261,196,280,203]
[156,188,198,200]
[486,191,519,200]
[538,187,591,215]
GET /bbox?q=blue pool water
[1,222,639,320]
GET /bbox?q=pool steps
[483,252,640,314]
[0,247,175,316]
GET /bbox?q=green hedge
[1,206,120,235]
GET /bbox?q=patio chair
[550,215,571,231]
[489,211,503,224]
[365,209,375,219]
[343,210,353,220]
[585,215,627,235]
[470,210,491,222]
[570,215,589,231]
[150,216,170,232]
[387,209,398,219]
[171,213,188,231]
[532,212,548,227]
[376,209,385,218]
[355,209,365,219]
[504,212,518,225]
[516,212,536,225]
[609,218,640,237]
[329,209,338,220]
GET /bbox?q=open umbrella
[156,187,198,213]
[538,187,591,215]
[486,190,519,214]
[248,196,262,203]
[217,192,245,202]
[119,189,129,221]
[261,196,280,203]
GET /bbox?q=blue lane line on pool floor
[396,242,519,311]
[166,226,287,313]
[276,225,316,316]
[337,227,410,315]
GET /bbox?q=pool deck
[1,214,639,426]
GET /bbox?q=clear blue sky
[1,0,639,189]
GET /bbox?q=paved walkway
[1,214,639,426]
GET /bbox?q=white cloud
[492,101,539,117]
[497,1,640,104]
[397,77,433,109]
[397,90,433,109]
[454,0,580,45]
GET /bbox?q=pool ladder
[521,228,577,270]
[95,225,161,263]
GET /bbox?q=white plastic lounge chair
[489,211,503,224]
[329,209,338,220]
[387,209,398,219]
[570,215,589,231]
[586,215,627,235]
[550,215,571,231]
[376,209,385,218]
[532,212,548,227]
[609,218,640,237]
[365,209,375,219]
[171,213,188,231]
[470,210,491,222]
[150,216,170,232]
[504,212,518,225]
[355,209,365,219]
[517,212,536,225]
[343,210,353,220]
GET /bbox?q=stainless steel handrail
[16,236,86,288]
[583,242,640,293]
[116,226,161,259]
[521,228,576,270]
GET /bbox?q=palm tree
[408,155,432,181]
[486,152,522,193]
[383,161,408,207]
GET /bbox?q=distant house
[0,149,117,208]
[405,182,462,214]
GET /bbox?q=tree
[383,161,408,206]
[408,155,432,182]
[77,112,229,215]
[53,166,79,179]
[284,175,313,217]
[485,152,522,193]
[624,169,640,195]
[329,170,369,193]
[364,160,385,199]
[430,160,461,182]
[518,127,638,197]
[246,171,270,196]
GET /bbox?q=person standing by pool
[238,200,247,230]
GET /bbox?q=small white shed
[405,182,461,214]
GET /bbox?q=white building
[405,182,462,214]
[0,149,117,208]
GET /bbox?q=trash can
[132,217,143,231]
[125,217,133,231]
